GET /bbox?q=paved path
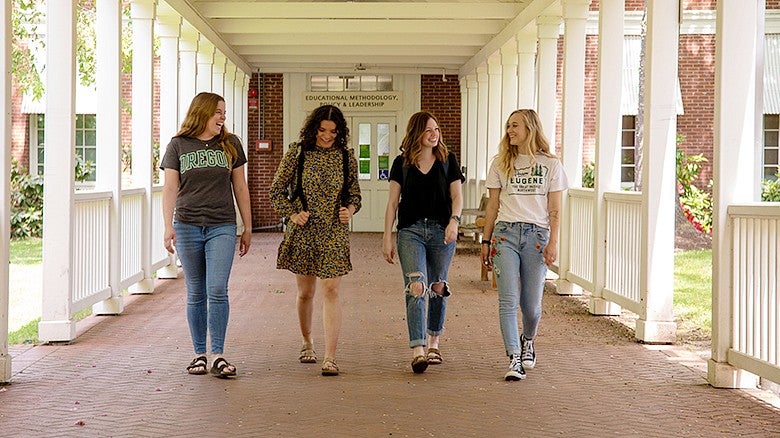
[2,233,779,437]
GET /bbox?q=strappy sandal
[411,355,429,374]
[210,357,237,378]
[427,348,443,365]
[321,357,339,376]
[299,343,317,364]
[186,355,208,375]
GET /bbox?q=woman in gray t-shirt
[160,92,252,378]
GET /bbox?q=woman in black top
[382,111,464,373]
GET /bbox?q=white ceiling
[162,0,556,75]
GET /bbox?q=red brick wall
[246,73,285,230]
[10,80,29,170]
[421,74,462,161]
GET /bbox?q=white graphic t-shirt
[485,154,569,228]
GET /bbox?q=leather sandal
[411,355,428,374]
[321,357,339,376]
[299,343,317,364]
[210,357,237,378]
[186,355,208,375]
[427,348,443,365]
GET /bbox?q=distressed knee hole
[431,281,451,297]
[405,271,426,297]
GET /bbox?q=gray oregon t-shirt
[160,134,247,226]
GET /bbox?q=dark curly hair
[298,105,349,150]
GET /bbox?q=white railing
[120,188,145,289]
[150,186,169,271]
[727,203,780,384]
[72,191,113,313]
[602,191,642,313]
[566,188,595,290]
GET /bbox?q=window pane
[359,123,371,146]
[621,166,635,183]
[621,131,635,146]
[38,129,44,144]
[765,131,778,147]
[377,75,392,91]
[765,114,779,130]
[310,75,327,91]
[76,130,84,146]
[76,114,84,128]
[622,148,635,165]
[764,167,778,180]
[84,115,97,129]
[377,123,390,180]
[765,148,779,165]
[327,75,343,91]
[361,75,377,91]
[37,148,45,164]
[85,147,97,163]
[85,130,96,146]
[622,115,635,129]
[76,148,85,159]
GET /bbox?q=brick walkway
[2,233,779,437]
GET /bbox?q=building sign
[302,91,402,111]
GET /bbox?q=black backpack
[289,145,351,211]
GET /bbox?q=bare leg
[320,276,342,359]
[296,275,317,346]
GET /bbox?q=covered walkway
[1,234,778,436]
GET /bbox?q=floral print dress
[270,142,362,278]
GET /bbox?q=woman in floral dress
[270,105,361,376]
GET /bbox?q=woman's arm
[444,179,463,244]
[382,180,402,264]
[544,190,562,266]
[232,165,252,257]
[269,144,301,220]
[481,188,501,268]
[162,169,179,254]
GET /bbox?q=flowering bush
[762,169,780,202]
[675,149,712,235]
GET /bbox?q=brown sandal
[299,343,317,363]
[412,355,429,374]
[427,348,443,365]
[321,357,339,376]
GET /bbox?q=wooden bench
[458,195,495,285]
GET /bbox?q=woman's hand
[163,227,176,254]
[382,235,396,264]
[238,229,252,257]
[290,211,311,226]
[543,240,558,266]
[444,221,459,244]
[481,242,492,270]
[338,206,353,224]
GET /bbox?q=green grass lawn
[674,249,712,341]
[10,237,42,264]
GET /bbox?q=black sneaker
[504,355,526,381]
[521,335,536,369]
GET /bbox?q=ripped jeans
[397,219,456,348]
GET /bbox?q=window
[764,115,780,181]
[621,115,636,186]
[310,75,393,91]
[30,113,97,183]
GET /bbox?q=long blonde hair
[399,111,448,167]
[176,92,239,167]
[495,109,554,178]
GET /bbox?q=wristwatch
[450,215,461,223]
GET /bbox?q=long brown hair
[176,92,238,167]
[495,109,554,178]
[399,111,448,167]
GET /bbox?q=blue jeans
[173,222,237,355]
[397,219,456,348]
[490,221,549,357]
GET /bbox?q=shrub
[675,150,713,235]
[762,170,780,202]
[582,161,595,188]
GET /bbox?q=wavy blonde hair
[399,111,448,167]
[495,109,555,178]
[176,92,239,167]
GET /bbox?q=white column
[636,0,679,344]
[536,16,560,152]
[39,0,77,342]
[517,29,537,109]
[224,62,237,133]
[154,13,181,280]
[487,53,503,164]
[709,0,761,389]
[476,64,489,198]
[93,0,125,315]
[1,0,12,382]
[196,37,214,93]
[501,40,519,120]
[589,0,623,317]
[178,24,198,127]
[128,0,156,294]
[459,76,471,208]
[466,74,479,205]
[556,0,590,296]
[242,74,250,149]
[211,52,226,97]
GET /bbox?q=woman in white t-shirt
[481,109,569,381]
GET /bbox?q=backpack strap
[340,148,350,207]
[289,147,308,211]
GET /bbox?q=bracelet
[481,239,491,245]
[450,215,461,223]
